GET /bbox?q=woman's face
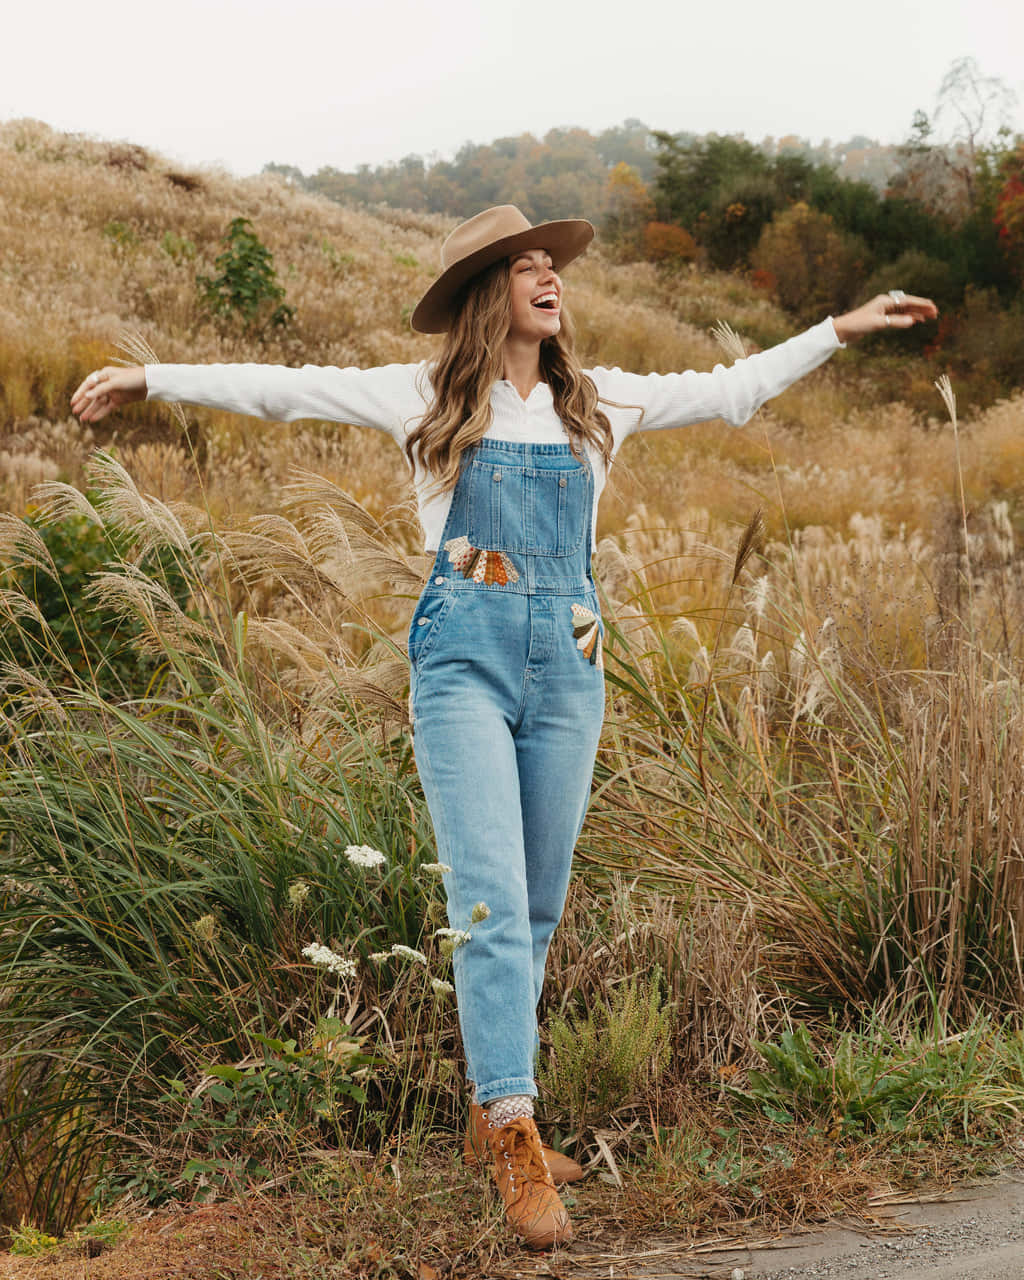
[506,249,562,344]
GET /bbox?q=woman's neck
[501,339,543,402]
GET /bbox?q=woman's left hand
[832,292,939,344]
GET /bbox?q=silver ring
[888,290,907,305]
[885,315,891,326]
[88,371,102,386]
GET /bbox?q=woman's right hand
[71,366,148,423]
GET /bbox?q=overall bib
[408,439,606,1105]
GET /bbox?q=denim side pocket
[408,591,457,666]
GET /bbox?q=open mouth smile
[531,291,559,311]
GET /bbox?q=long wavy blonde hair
[404,259,614,489]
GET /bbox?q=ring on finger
[888,289,907,305]
[885,315,891,326]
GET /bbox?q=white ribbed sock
[484,1094,534,1126]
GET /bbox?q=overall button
[493,472,501,482]
[417,617,430,626]
[434,576,445,585]
[559,477,567,487]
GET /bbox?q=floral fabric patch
[571,603,604,670]
[444,536,519,585]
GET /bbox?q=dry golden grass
[4,116,1024,649]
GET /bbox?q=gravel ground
[700,1171,1024,1280]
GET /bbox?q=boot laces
[498,1119,551,1188]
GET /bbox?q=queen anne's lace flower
[389,944,428,966]
[470,902,490,923]
[434,927,471,957]
[431,978,455,996]
[420,861,452,876]
[302,942,357,979]
[288,879,311,909]
[345,844,386,869]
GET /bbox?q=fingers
[879,293,939,332]
[70,366,143,422]
[71,370,114,422]
[881,293,939,323]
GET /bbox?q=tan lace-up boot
[486,1115,573,1249]
[465,1103,583,1184]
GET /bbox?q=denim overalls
[408,439,606,1105]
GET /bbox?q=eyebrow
[512,250,552,265]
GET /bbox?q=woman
[72,205,936,1249]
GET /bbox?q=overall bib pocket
[466,459,587,556]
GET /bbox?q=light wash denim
[409,440,606,1104]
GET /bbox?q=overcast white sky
[7,0,1023,175]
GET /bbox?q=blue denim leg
[515,594,605,1011]
[411,591,604,1103]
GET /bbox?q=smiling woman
[70,203,937,1251]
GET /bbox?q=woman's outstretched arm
[72,361,429,440]
[590,294,938,439]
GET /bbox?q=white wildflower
[430,978,455,997]
[287,879,311,909]
[435,927,471,957]
[420,861,452,876]
[345,844,386,869]
[302,942,357,980]
[470,902,491,923]
[389,944,429,966]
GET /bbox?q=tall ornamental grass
[3,378,1024,1234]
[0,456,460,1232]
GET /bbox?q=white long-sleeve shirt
[145,318,842,551]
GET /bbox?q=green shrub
[540,973,671,1132]
[0,510,189,700]
[197,216,294,332]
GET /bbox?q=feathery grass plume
[289,658,411,726]
[693,507,766,791]
[83,451,194,558]
[710,319,749,364]
[0,662,68,721]
[83,566,206,656]
[0,515,57,576]
[936,373,974,630]
[29,482,104,529]
[731,507,765,585]
[0,588,48,632]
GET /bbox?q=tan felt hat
[410,205,594,334]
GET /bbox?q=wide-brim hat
[410,204,594,334]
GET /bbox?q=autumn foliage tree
[603,162,655,259]
[752,203,868,325]
[643,221,697,266]
[995,142,1024,281]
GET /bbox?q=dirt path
[655,1170,1024,1279]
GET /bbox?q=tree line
[266,61,1024,396]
